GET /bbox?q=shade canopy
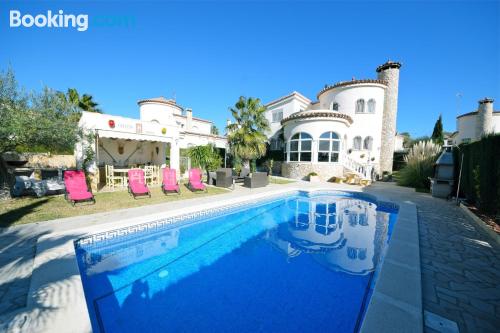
[97,129,172,143]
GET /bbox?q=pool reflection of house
[265,197,389,275]
[82,229,180,275]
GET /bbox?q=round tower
[476,97,494,139]
[376,60,402,174]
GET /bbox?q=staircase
[341,153,374,181]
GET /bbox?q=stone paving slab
[366,183,500,333]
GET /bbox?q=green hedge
[454,134,500,216]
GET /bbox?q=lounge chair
[128,169,151,199]
[63,170,95,206]
[161,168,180,195]
[187,168,207,192]
[216,168,234,189]
[243,172,269,188]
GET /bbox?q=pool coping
[3,185,422,333]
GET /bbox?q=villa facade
[452,98,499,145]
[76,97,227,175]
[264,61,402,180]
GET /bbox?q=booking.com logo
[9,9,136,32]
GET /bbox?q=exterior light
[162,128,167,134]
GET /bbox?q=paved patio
[366,183,500,333]
[0,181,499,332]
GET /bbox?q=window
[363,136,373,150]
[367,99,376,113]
[355,99,365,113]
[353,136,362,150]
[318,131,340,163]
[288,132,312,162]
[462,138,471,144]
[330,102,339,111]
[272,109,283,123]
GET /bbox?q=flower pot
[309,175,320,182]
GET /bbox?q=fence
[454,134,500,217]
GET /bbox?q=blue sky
[1,0,499,137]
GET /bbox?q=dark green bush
[454,134,500,216]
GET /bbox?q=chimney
[376,60,402,174]
[186,108,192,131]
[476,98,494,139]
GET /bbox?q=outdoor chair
[144,165,154,185]
[105,165,123,190]
[63,170,95,206]
[161,168,180,195]
[128,169,151,199]
[216,168,234,189]
[233,167,250,183]
[243,172,269,189]
[187,168,207,192]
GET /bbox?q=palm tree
[226,96,270,169]
[57,88,102,113]
[187,144,222,180]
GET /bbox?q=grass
[269,176,295,184]
[0,184,228,227]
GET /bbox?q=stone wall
[281,162,344,181]
[24,153,76,168]
[476,99,494,139]
[377,64,401,173]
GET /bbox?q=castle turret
[476,98,494,139]
[376,60,401,174]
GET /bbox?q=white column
[170,139,180,177]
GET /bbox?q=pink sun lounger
[64,170,95,206]
[187,168,206,192]
[128,169,151,199]
[161,168,180,195]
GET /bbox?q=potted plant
[308,172,319,182]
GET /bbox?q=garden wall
[454,135,500,217]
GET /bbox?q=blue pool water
[75,191,398,333]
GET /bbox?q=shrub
[454,134,500,217]
[397,140,441,189]
[308,172,318,177]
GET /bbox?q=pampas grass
[397,140,442,189]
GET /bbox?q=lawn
[0,185,228,227]
[269,176,296,184]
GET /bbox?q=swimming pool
[75,191,398,333]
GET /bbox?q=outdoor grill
[430,149,454,198]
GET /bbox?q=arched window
[289,132,312,162]
[367,99,376,113]
[363,136,373,150]
[355,99,365,113]
[353,136,362,150]
[318,132,340,163]
[330,102,339,111]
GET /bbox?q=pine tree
[431,115,444,145]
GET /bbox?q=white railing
[341,153,373,180]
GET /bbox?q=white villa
[76,97,227,181]
[264,61,402,180]
[452,98,499,145]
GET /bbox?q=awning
[97,129,172,143]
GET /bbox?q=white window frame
[355,99,365,113]
[353,136,362,150]
[318,132,341,163]
[288,132,312,162]
[363,136,373,150]
[367,99,376,113]
[272,109,283,123]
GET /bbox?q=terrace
[0,180,498,332]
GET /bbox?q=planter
[309,175,320,182]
